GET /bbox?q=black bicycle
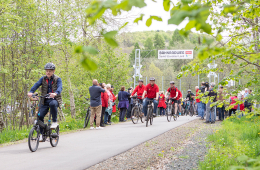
[146,99,155,127]
[131,96,144,124]
[84,97,91,128]
[166,97,177,122]
[28,94,59,152]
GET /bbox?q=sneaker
[39,134,43,142]
[211,121,215,124]
[90,127,95,130]
[50,122,59,129]
[179,112,181,116]
[105,123,111,125]
[203,121,210,124]
[100,124,106,127]
[96,126,104,130]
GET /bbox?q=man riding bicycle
[142,77,159,118]
[131,79,146,103]
[165,81,179,116]
[185,89,195,110]
[27,63,62,141]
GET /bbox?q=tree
[154,33,165,50]
[143,37,155,58]
[170,29,185,46]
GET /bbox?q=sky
[125,0,188,32]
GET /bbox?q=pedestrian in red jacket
[100,83,109,127]
[158,91,166,116]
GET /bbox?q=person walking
[216,85,226,121]
[158,91,166,116]
[89,79,105,130]
[109,85,117,122]
[100,83,109,127]
[195,86,201,117]
[229,92,238,116]
[117,86,130,122]
[104,84,113,125]
[204,83,217,124]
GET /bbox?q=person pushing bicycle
[141,77,159,118]
[27,63,62,141]
[185,89,195,110]
[165,81,179,116]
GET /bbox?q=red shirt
[167,87,178,98]
[101,92,108,107]
[158,94,166,108]
[176,89,182,100]
[132,85,146,99]
[230,96,238,109]
[145,83,159,98]
[196,89,200,103]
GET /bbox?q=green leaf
[104,37,119,47]
[102,30,118,38]
[168,10,189,25]
[163,0,170,11]
[134,14,144,24]
[129,0,146,8]
[201,23,212,34]
[81,58,98,71]
[216,34,222,41]
[119,22,129,30]
[146,16,162,27]
[82,46,99,55]
[237,155,248,162]
[75,46,83,53]
[185,20,196,30]
[181,0,192,5]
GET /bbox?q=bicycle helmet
[138,79,143,82]
[187,89,191,92]
[149,77,155,81]
[170,81,175,84]
[44,63,55,70]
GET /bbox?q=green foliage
[143,37,155,57]
[199,116,260,170]
[170,29,185,46]
[154,33,165,50]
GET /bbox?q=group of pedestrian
[89,80,117,130]
[195,81,253,124]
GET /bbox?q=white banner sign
[158,50,193,59]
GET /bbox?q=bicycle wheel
[190,105,194,117]
[50,126,59,147]
[167,105,172,122]
[131,107,139,124]
[150,108,153,125]
[146,108,150,127]
[28,127,39,152]
[84,108,90,128]
[140,107,144,123]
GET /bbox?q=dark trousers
[108,114,112,123]
[39,99,58,133]
[229,109,237,116]
[127,104,133,118]
[159,107,165,115]
[100,107,106,125]
[217,106,225,120]
[119,108,127,121]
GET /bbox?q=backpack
[199,86,206,93]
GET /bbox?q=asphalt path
[0,116,198,170]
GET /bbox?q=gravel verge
[87,119,221,170]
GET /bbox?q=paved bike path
[0,116,198,170]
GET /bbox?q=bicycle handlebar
[32,94,50,98]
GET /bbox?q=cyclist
[131,79,146,103]
[185,89,195,111]
[165,81,178,116]
[27,63,62,141]
[175,87,182,116]
[142,77,159,118]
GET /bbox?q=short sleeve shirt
[167,87,178,98]
[145,84,159,98]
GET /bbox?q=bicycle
[131,96,144,124]
[187,100,195,117]
[28,94,59,152]
[84,97,91,128]
[146,99,155,127]
[166,97,177,122]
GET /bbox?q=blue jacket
[118,91,130,101]
[30,76,62,94]
[89,85,105,107]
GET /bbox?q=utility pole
[133,49,142,87]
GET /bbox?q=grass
[0,115,119,145]
[199,115,260,170]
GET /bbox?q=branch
[231,53,260,68]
